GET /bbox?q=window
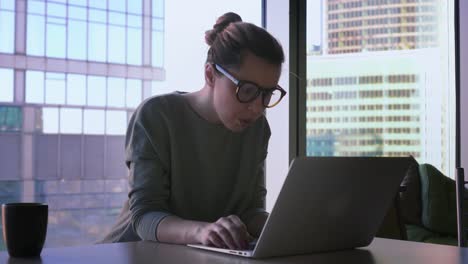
[306,0,456,176]
[25,0,156,65]
[0,69,14,102]
[0,0,15,53]
[1,0,262,250]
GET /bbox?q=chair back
[456,167,467,247]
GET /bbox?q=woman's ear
[204,63,216,87]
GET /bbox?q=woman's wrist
[189,221,209,244]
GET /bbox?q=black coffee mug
[2,203,48,258]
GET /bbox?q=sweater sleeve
[125,100,173,241]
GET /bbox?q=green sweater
[100,92,271,243]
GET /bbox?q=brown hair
[205,12,284,70]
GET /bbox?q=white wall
[265,0,290,211]
[460,0,468,170]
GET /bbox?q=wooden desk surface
[1,238,467,264]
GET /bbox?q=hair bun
[205,12,242,46]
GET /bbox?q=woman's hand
[196,215,253,250]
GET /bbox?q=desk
[1,238,467,264]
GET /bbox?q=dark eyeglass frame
[214,64,287,108]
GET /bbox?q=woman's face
[211,52,282,132]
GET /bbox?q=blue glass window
[83,109,105,134]
[109,0,126,12]
[46,22,66,58]
[68,6,87,20]
[106,110,126,135]
[127,14,142,28]
[68,20,87,60]
[88,23,107,62]
[127,28,142,65]
[87,76,106,107]
[68,0,87,7]
[109,11,126,26]
[0,11,15,53]
[152,31,164,67]
[126,79,142,108]
[89,9,106,23]
[107,77,126,107]
[108,26,126,64]
[42,107,59,133]
[47,2,66,18]
[152,18,164,31]
[67,74,86,106]
[45,73,66,104]
[0,69,14,102]
[27,0,45,15]
[88,0,107,9]
[127,0,142,15]
[0,106,22,132]
[27,15,45,56]
[60,108,82,134]
[26,71,45,103]
[0,0,15,11]
[152,0,164,17]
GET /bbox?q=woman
[101,12,286,250]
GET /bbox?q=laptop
[188,156,412,258]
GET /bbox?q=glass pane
[26,71,45,103]
[152,0,164,17]
[27,0,45,15]
[0,106,22,132]
[87,76,106,107]
[68,20,87,60]
[46,23,66,58]
[60,108,82,134]
[42,107,59,133]
[27,15,45,56]
[108,26,126,64]
[152,31,163,67]
[127,28,142,65]
[89,0,107,9]
[88,23,107,62]
[83,109,105,134]
[67,74,86,105]
[106,110,126,135]
[0,68,14,102]
[305,1,455,176]
[107,77,125,107]
[109,0,126,12]
[89,8,106,23]
[47,2,66,18]
[0,0,15,11]
[126,79,142,108]
[68,6,87,20]
[45,72,66,105]
[109,11,126,26]
[0,11,14,53]
[127,14,141,28]
[68,0,87,7]
[127,0,142,15]
[152,18,164,31]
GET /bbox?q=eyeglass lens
[237,83,282,107]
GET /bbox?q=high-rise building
[0,0,165,248]
[326,0,439,54]
[306,0,453,175]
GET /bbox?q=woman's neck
[184,86,221,124]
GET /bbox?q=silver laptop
[188,156,412,258]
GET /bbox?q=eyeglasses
[214,64,287,108]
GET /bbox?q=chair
[456,167,467,247]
